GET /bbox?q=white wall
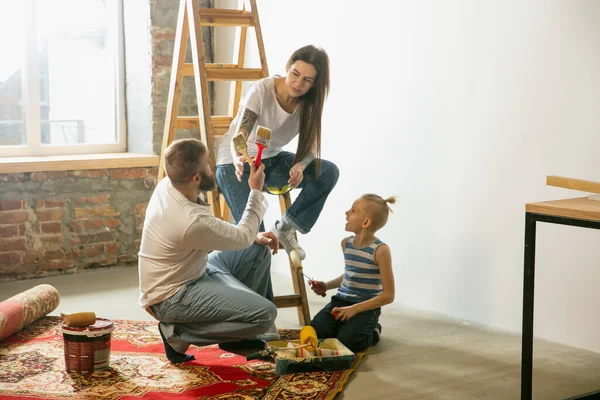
[215,0,600,352]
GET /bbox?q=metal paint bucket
[61,318,114,374]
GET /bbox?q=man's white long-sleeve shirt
[138,178,268,308]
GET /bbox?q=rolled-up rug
[0,284,60,341]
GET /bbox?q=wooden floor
[2,266,600,399]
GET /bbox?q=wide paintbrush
[232,132,251,164]
[254,126,271,167]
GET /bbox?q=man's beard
[198,170,216,191]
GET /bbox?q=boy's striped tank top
[337,236,384,302]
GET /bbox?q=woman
[215,45,339,260]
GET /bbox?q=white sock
[278,219,294,232]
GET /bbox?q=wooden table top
[526,197,600,222]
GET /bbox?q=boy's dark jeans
[310,294,381,353]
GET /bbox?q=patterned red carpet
[0,316,365,399]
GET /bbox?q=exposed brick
[36,209,64,222]
[31,172,47,182]
[2,173,26,182]
[152,28,176,41]
[78,231,116,244]
[0,252,21,265]
[135,239,142,251]
[85,219,106,230]
[103,218,121,229]
[22,253,41,263]
[127,168,146,179]
[74,207,119,219]
[0,211,30,224]
[41,222,62,234]
[44,199,66,208]
[109,169,128,180]
[65,249,81,259]
[87,169,109,178]
[71,219,105,232]
[67,170,108,178]
[70,221,81,232]
[69,235,80,246]
[85,256,117,267]
[69,170,89,178]
[75,194,110,205]
[147,167,159,177]
[40,235,64,248]
[44,250,65,260]
[18,224,26,235]
[104,242,119,254]
[144,177,157,189]
[118,255,137,264]
[153,55,172,68]
[47,171,68,179]
[134,204,148,215]
[84,243,104,257]
[1,200,24,211]
[40,260,76,271]
[0,263,36,274]
[0,238,27,252]
[0,225,19,238]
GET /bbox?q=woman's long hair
[286,45,330,177]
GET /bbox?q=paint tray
[268,338,355,375]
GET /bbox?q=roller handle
[61,311,97,327]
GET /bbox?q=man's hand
[255,231,279,255]
[248,161,265,191]
[288,163,305,188]
[331,305,359,321]
[309,280,327,297]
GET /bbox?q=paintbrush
[232,132,251,164]
[254,126,271,167]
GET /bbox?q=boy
[309,194,396,352]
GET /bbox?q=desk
[522,197,600,399]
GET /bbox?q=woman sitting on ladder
[215,45,339,261]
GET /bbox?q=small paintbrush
[232,132,251,164]
[254,126,271,167]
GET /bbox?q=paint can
[61,318,115,374]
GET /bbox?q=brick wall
[0,168,156,282]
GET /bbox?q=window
[0,0,125,157]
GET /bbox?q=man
[138,138,279,363]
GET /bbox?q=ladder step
[273,294,303,308]
[198,8,253,27]
[207,67,264,81]
[176,116,232,135]
[183,63,236,76]
[183,63,265,81]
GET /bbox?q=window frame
[0,0,126,157]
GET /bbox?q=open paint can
[61,318,115,374]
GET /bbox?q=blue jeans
[216,151,339,234]
[310,294,381,353]
[149,244,277,352]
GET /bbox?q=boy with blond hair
[309,194,396,352]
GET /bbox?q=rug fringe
[324,349,369,400]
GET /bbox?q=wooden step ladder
[157,0,311,326]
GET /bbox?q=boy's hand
[331,305,359,321]
[309,280,327,297]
